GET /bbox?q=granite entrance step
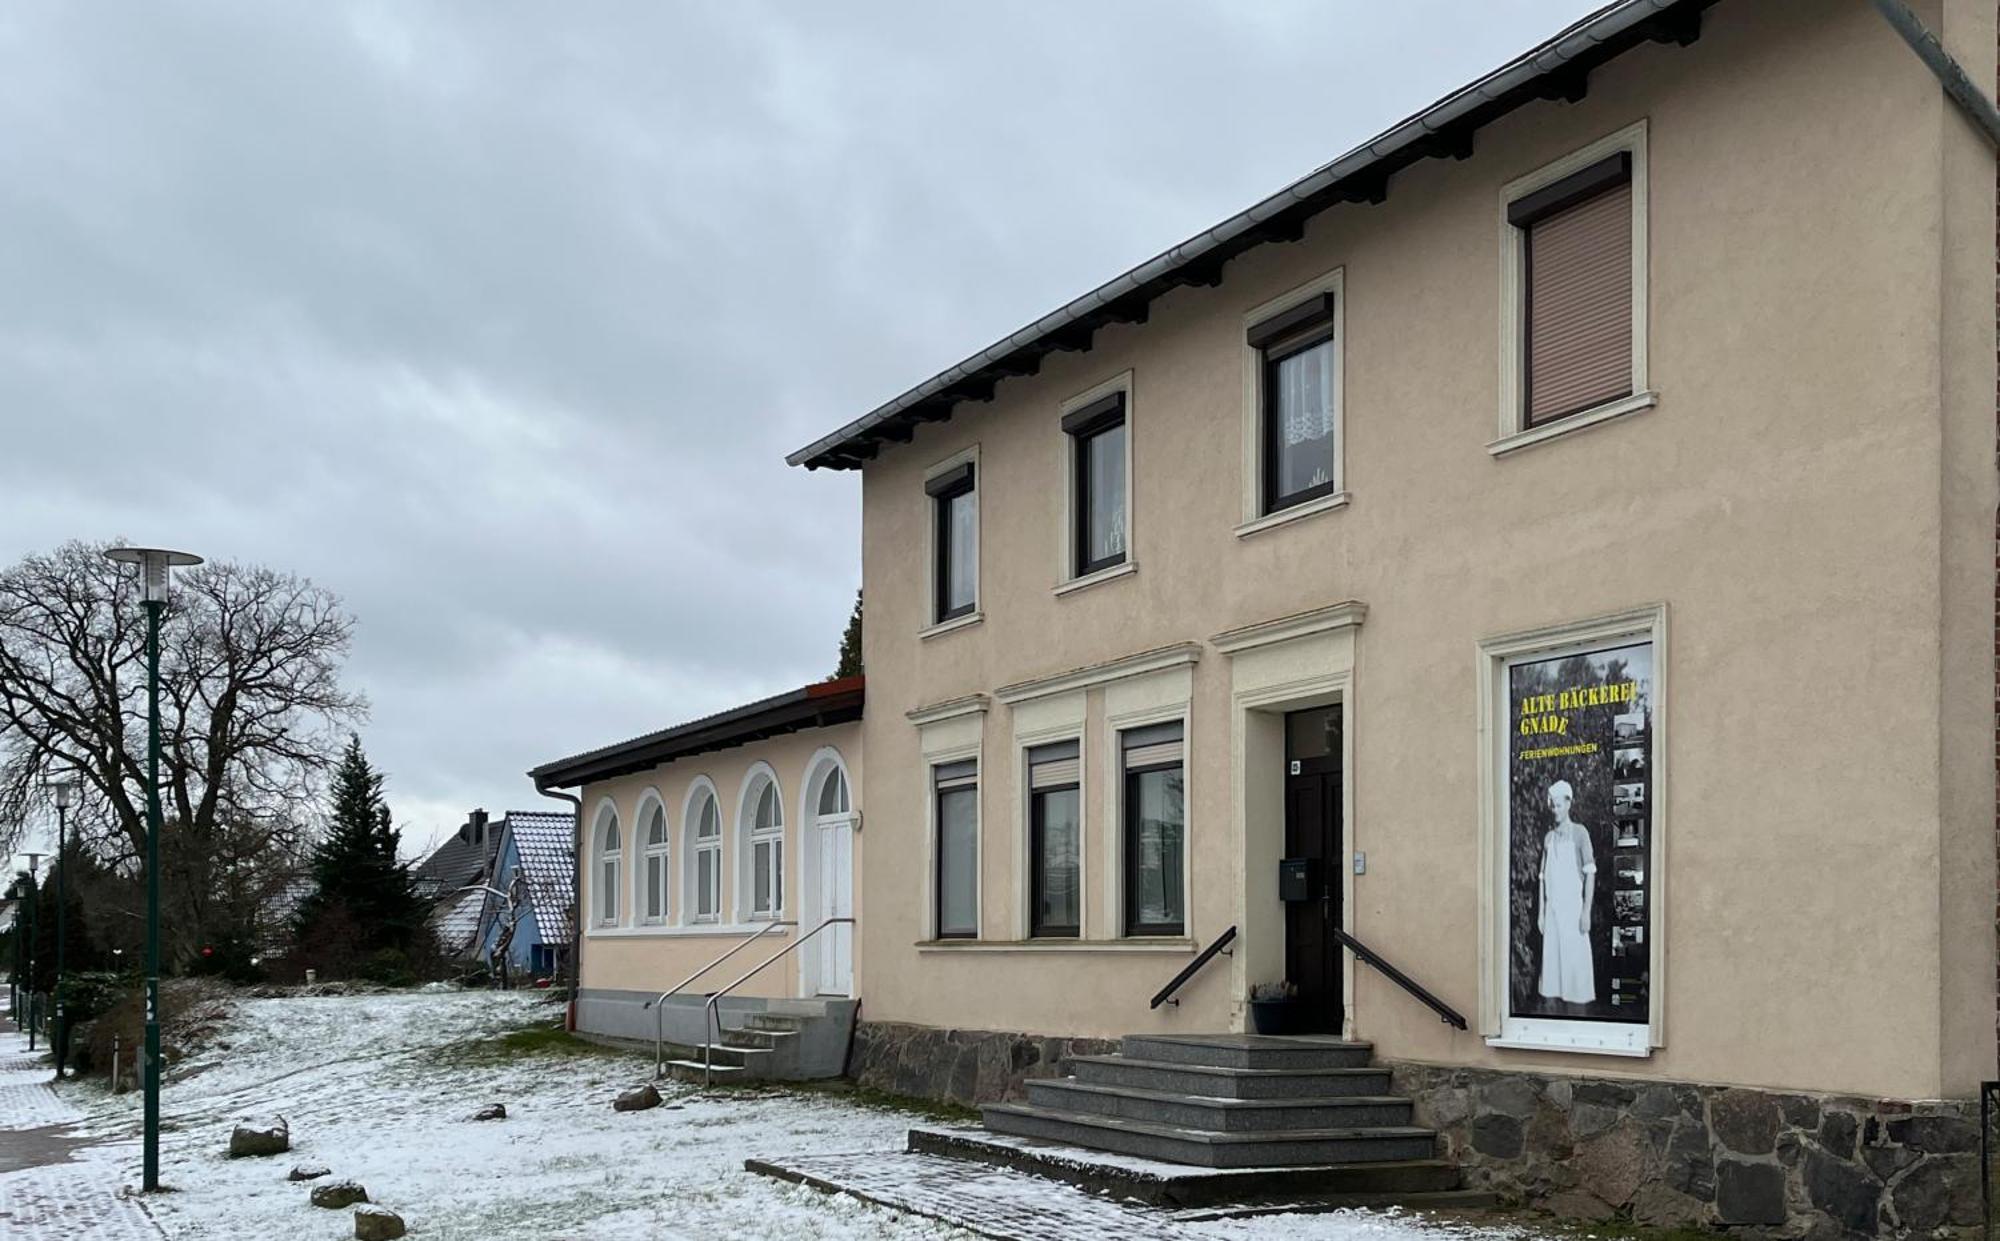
[976,1030,1466,1193]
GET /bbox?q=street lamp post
[104,546,202,1194]
[48,774,73,1080]
[21,854,43,1051]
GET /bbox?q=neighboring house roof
[528,675,864,788]
[414,817,500,898]
[785,0,1714,471]
[504,813,577,948]
[431,885,489,955]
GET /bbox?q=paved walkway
[752,1149,1210,1241]
[0,1001,163,1239]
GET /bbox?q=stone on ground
[469,1102,506,1121]
[310,1178,370,1209]
[288,1161,332,1181]
[613,1084,661,1112]
[353,1204,407,1240]
[228,1117,290,1158]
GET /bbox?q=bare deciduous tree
[0,541,364,957]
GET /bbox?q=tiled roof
[505,813,576,947]
[430,885,488,954]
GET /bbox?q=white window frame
[591,800,623,928]
[737,764,786,921]
[1476,602,1668,1057]
[683,779,724,925]
[921,444,982,638]
[1099,661,1195,942]
[1237,266,1347,538]
[636,791,670,925]
[1492,120,1654,457]
[1056,371,1137,595]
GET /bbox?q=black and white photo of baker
[1537,778,1597,1006]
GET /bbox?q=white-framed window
[922,446,980,633]
[742,770,785,920]
[816,765,851,817]
[1237,268,1347,535]
[639,797,669,924]
[1493,121,1652,455]
[685,783,723,923]
[591,803,622,927]
[1478,603,1665,1057]
[1059,372,1133,587]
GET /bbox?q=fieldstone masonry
[1392,1062,1983,1238]
[849,1021,1118,1105]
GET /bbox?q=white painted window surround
[592,803,622,927]
[741,768,785,920]
[1492,120,1654,457]
[685,782,723,924]
[638,797,669,924]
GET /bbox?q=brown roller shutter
[1524,180,1632,427]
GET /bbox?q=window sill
[1053,561,1137,598]
[914,937,1195,953]
[1487,390,1658,458]
[1233,491,1350,540]
[919,611,984,641]
[587,923,791,940]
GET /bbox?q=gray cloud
[0,0,1602,859]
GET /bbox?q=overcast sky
[0,0,1603,863]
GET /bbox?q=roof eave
[785,0,1712,472]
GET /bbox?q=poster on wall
[1506,640,1653,1025]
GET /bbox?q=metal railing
[1332,926,1468,1030]
[699,916,854,1086]
[646,921,794,1076]
[1150,925,1236,1010]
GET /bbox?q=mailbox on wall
[1278,856,1320,903]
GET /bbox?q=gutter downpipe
[533,780,584,1032]
[1871,0,2000,149]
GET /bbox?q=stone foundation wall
[1392,1062,1983,1238]
[848,1021,1118,1106]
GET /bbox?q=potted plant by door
[1247,980,1302,1035]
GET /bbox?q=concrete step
[911,1128,1464,1208]
[1178,1188,1502,1219]
[719,1027,801,1051]
[1024,1078,1413,1132]
[1119,1034,1373,1072]
[1070,1055,1394,1100]
[662,1059,749,1084]
[741,1013,811,1033]
[655,1039,775,1072]
[980,1103,1436,1169]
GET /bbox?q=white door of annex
[815,812,854,996]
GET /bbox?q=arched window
[817,767,850,817]
[746,775,784,920]
[594,805,622,927]
[689,787,722,923]
[640,800,669,924]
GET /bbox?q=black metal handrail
[1332,926,1467,1030]
[1150,925,1236,1009]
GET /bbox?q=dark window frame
[1510,151,1635,430]
[1063,392,1127,578]
[927,463,977,623]
[1249,291,1340,516]
[933,761,979,940]
[1121,726,1187,938]
[1029,783,1082,938]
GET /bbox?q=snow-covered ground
[0,988,1551,1240]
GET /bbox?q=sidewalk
[0,1000,162,1239]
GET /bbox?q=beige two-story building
[786,0,1999,1231]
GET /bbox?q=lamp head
[46,772,74,810]
[103,546,203,604]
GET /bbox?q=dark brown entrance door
[1283,706,1344,1033]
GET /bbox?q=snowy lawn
[26,987,1565,1240]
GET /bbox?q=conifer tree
[293,736,427,976]
[833,589,863,679]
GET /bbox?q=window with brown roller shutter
[1511,152,1634,428]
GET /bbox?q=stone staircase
[645,997,856,1083]
[956,1032,1484,1210]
